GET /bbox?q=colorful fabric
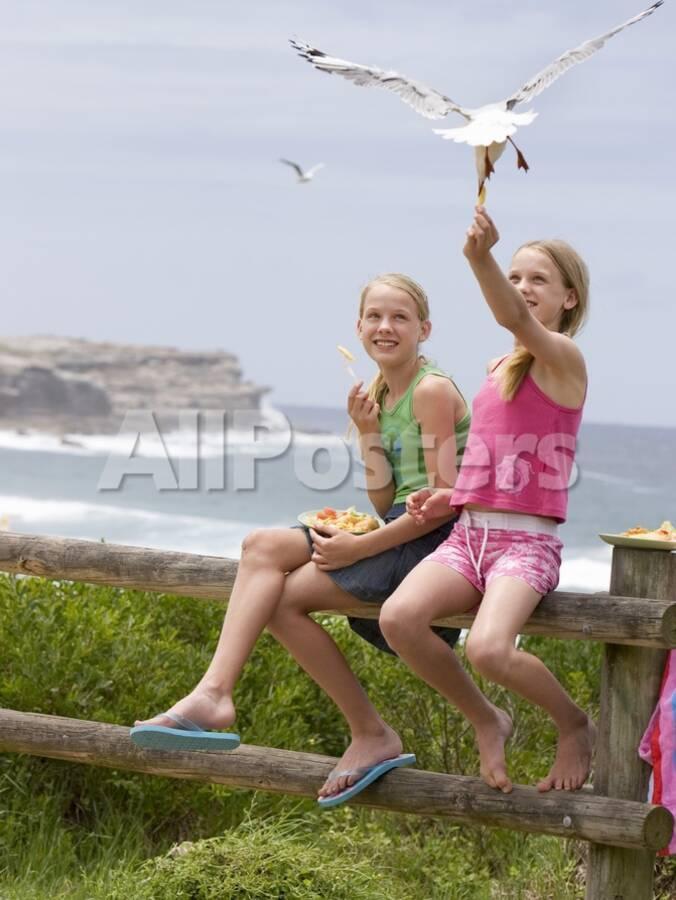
[379,364,470,505]
[639,649,676,855]
[424,509,562,596]
[450,359,584,523]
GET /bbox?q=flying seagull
[290,1,663,202]
[280,158,325,183]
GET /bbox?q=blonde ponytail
[498,348,533,401]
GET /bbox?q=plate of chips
[298,506,381,535]
[599,520,676,551]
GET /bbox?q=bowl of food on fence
[298,506,381,534]
[599,520,676,551]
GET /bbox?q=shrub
[5,573,672,900]
[106,817,410,900]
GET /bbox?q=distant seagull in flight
[280,158,325,183]
[290,1,663,202]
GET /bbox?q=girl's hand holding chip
[347,381,380,436]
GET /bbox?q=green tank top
[379,364,471,505]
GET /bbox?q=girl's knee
[379,597,426,650]
[465,634,511,682]
[240,528,288,567]
[241,528,269,557]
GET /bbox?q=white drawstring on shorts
[464,516,489,584]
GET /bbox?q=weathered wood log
[0,531,238,598]
[586,549,676,900]
[0,708,671,851]
[1,532,674,647]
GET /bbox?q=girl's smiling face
[357,283,430,365]
[508,247,578,332]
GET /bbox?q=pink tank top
[450,362,584,523]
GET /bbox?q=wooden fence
[0,531,674,899]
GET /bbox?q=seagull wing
[506,1,663,108]
[280,158,305,177]
[305,163,325,177]
[290,38,466,120]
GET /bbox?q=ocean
[0,405,674,593]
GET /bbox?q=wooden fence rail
[0,532,674,647]
[0,531,674,900]
[0,708,671,852]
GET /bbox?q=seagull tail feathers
[510,110,538,126]
[433,126,475,143]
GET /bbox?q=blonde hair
[498,240,590,401]
[359,273,431,407]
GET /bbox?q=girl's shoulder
[413,369,453,396]
[412,370,465,416]
[413,367,452,395]
[406,363,451,397]
[487,354,510,374]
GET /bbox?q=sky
[0,0,674,428]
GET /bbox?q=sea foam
[0,493,270,559]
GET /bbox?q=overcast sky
[0,1,674,427]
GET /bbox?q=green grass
[1,573,674,899]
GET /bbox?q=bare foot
[537,715,596,792]
[134,685,236,732]
[475,705,514,793]
[318,724,403,798]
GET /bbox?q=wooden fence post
[586,549,675,899]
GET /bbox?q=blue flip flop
[130,711,240,751]
[318,753,416,809]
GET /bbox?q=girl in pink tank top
[378,206,596,796]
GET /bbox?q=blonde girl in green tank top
[133,273,469,807]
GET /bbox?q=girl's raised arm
[463,207,585,382]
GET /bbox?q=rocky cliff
[0,336,269,433]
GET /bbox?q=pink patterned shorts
[425,509,563,596]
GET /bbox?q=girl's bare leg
[135,528,311,729]
[466,576,596,791]
[267,564,404,798]
[379,562,515,792]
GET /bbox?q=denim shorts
[296,503,460,656]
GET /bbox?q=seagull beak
[478,183,487,205]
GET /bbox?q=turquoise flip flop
[318,753,416,809]
[130,711,240,751]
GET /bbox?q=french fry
[337,345,361,384]
[337,345,355,361]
